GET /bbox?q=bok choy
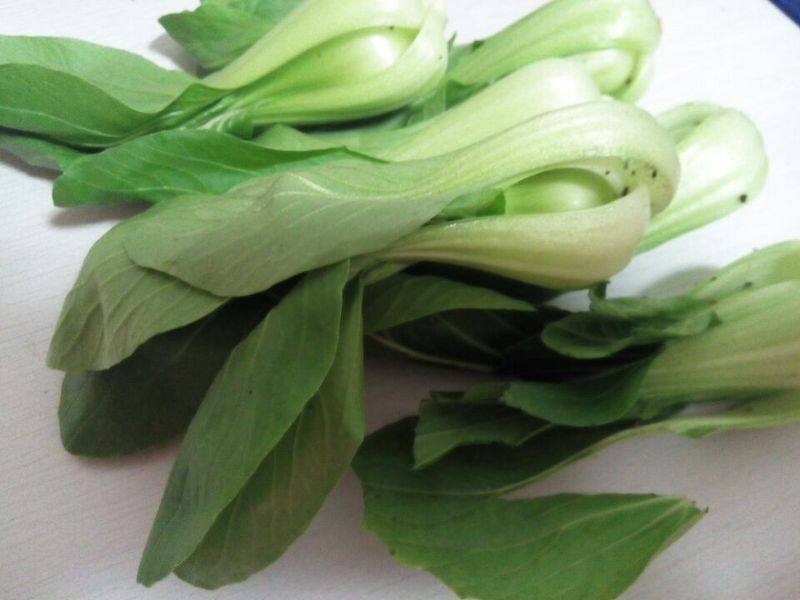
[0,0,794,598]
[0,0,447,147]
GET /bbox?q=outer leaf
[174,278,365,588]
[540,312,641,359]
[137,262,349,586]
[355,418,623,497]
[0,130,83,171]
[0,36,220,147]
[159,1,321,70]
[52,130,351,205]
[363,273,533,334]
[414,395,548,469]
[58,296,271,457]
[123,158,455,297]
[48,219,226,372]
[362,491,702,600]
[542,287,717,360]
[434,359,653,429]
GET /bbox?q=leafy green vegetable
[47,218,227,372]
[363,273,533,334]
[640,103,768,251]
[445,0,661,103]
[173,277,365,589]
[194,0,448,126]
[123,101,678,296]
[52,130,355,205]
[0,0,448,147]
[59,296,272,457]
[362,491,702,600]
[137,261,349,586]
[502,360,653,426]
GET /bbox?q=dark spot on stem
[604,170,611,176]
[621,186,630,196]
[652,169,658,179]
[739,194,748,203]
[744,281,754,289]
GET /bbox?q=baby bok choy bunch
[2,0,791,597]
[0,0,447,148]
[351,243,800,600]
[45,95,676,590]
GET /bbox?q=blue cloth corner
[771,0,800,26]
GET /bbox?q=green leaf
[52,130,351,205]
[48,218,227,372]
[414,394,549,469]
[226,0,304,19]
[540,312,640,359]
[542,286,718,359]
[160,5,271,72]
[375,309,547,372]
[363,273,533,334]
[160,1,304,70]
[137,261,349,586]
[362,490,702,600]
[58,296,271,457]
[355,418,623,497]
[174,277,365,588]
[499,359,654,427]
[0,129,84,171]
[123,158,457,297]
[0,36,220,147]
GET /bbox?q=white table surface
[2,1,799,599]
